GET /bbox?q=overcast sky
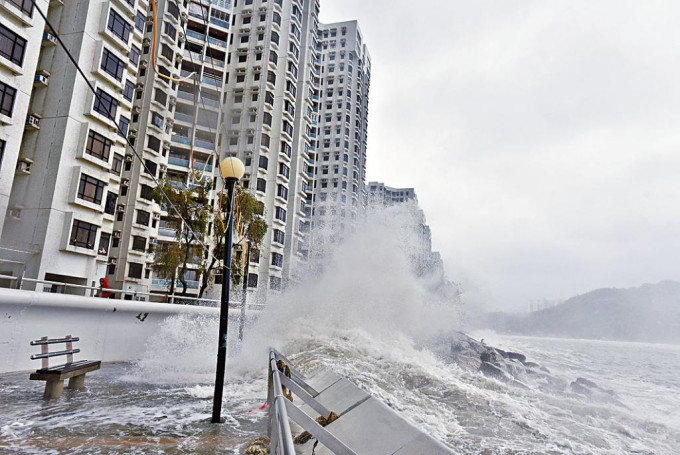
[319,1,680,311]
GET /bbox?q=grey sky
[320,1,680,311]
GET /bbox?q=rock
[480,361,510,381]
[243,435,270,455]
[506,351,527,363]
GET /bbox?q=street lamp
[211,156,245,424]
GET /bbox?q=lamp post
[211,156,245,424]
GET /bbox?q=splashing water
[2,204,678,453]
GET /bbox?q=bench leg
[44,380,64,399]
[68,374,86,390]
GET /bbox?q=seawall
[0,288,217,374]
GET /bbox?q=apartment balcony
[158,227,178,238]
[169,155,190,167]
[194,137,215,150]
[186,29,206,43]
[209,17,229,29]
[201,75,222,88]
[172,135,191,145]
[207,36,227,48]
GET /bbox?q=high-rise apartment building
[1,0,149,289]
[111,0,232,296]
[309,20,370,249]
[220,0,319,301]
[0,0,49,262]
[367,181,443,278]
[367,182,417,206]
[0,0,372,303]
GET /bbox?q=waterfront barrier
[0,288,217,374]
[263,349,454,455]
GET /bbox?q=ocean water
[2,205,679,453]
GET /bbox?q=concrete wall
[0,288,217,374]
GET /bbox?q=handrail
[267,349,357,455]
[12,276,266,309]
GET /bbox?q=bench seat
[30,360,101,381]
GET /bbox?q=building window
[7,0,33,17]
[128,262,143,279]
[273,229,285,245]
[270,276,282,290]
[278,162,289,179]
[100,48,124,81]
[151,112,164,128]
[104,191,118,215]
[123,80,135,101]
[135,10,145,32]
[98,232,111,255]
[275,206,286,222]
[112,153,124,175]
[277,184,287,200]
[0,139,5,171]
[86,129,112,161]
[132,235,146,251]
[247,273,258,288]
[0,24,27,66]
[271,252,283,268]
[78,173,106,204]
[130,45,140,67]
[70,219,98,249]
[256,178,266,193]
[136,209,150,226]
[0,82,17,117]
[118,116,129,137]
[94,88,118,120]
[258,155,268,170]
[107,9,131,44]
[140,184,154,201]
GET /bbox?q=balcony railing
[169,155,190,167]
[201,75,222,87]
[209,17,229,29]
[185,29,206,41]
[172,135,191,145]
[207,36,227,48]
[194,138,215,149]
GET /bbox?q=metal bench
[29,335,101,399]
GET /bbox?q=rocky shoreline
[438,332,623,405]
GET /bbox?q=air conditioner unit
[169,95,176,104]
[162,142,171,150]
[132,105,141,113]
[117,204,125,212]
[110,257,118,265]
[178,31,185,41]
[142,37,151,46]
[124,155,134,162]
[34,74,49,86]
[42,33,58,45]
[149,238,158,244]
[128,128,138,138]
[25,115,41,129]
[180,11,188,21]
[121,178,130,185]
[139,59,148,68]
[113,231,121,238]
[152,212,161,220]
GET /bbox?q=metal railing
[267,349,357,455]
[7,276,268,310]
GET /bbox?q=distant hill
[479,281,680,344]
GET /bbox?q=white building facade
[309,20,370,251]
